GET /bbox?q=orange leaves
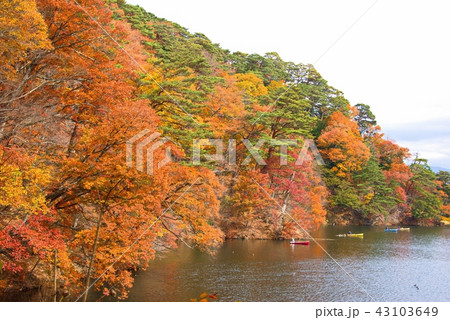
[0,0,52,78]
[371,133,410,167]
[309,185,328,226]
[384,162,412,186]
[317,110,371,177]
[395,186,408,202]
[203,74,247,136]
[4,0,444,302]
[442,205,450,216]
[0,0,174,299]
[368,133,412,188]
[161,165,224,253]
[222,170,275,239]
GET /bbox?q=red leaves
[0,214,64,273]
[222,144,327,239]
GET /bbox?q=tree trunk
[83,208,104,302]
[53,250,57,302]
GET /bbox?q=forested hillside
[1,0,448,300]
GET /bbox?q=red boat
[290,241,310,245]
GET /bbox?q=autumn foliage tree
[1,0,224,301]
[317,108,406,223]
[1,0,446,302]
[317,109,371,178]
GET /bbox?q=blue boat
[385,228,398,233]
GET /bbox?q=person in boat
[348,231,352,234]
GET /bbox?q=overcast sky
[129,0,450,169]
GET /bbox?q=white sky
[129,0,450,169]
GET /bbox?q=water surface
[125,226,450,302]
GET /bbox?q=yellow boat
[336,233,364,238]
[397,227,410,231]
[347,233,364,238]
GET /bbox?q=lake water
[125,226,450,302]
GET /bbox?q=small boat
[397,227,410,231]
[290,240,310,245]
[336,233,364,238]
[384,228,398,233]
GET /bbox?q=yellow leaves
[0,147,51,215]
[364,192,375,204]
[156,230,165,237]
[235,73,268,98]
[83,181,95,190]
[139,65,165,94]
